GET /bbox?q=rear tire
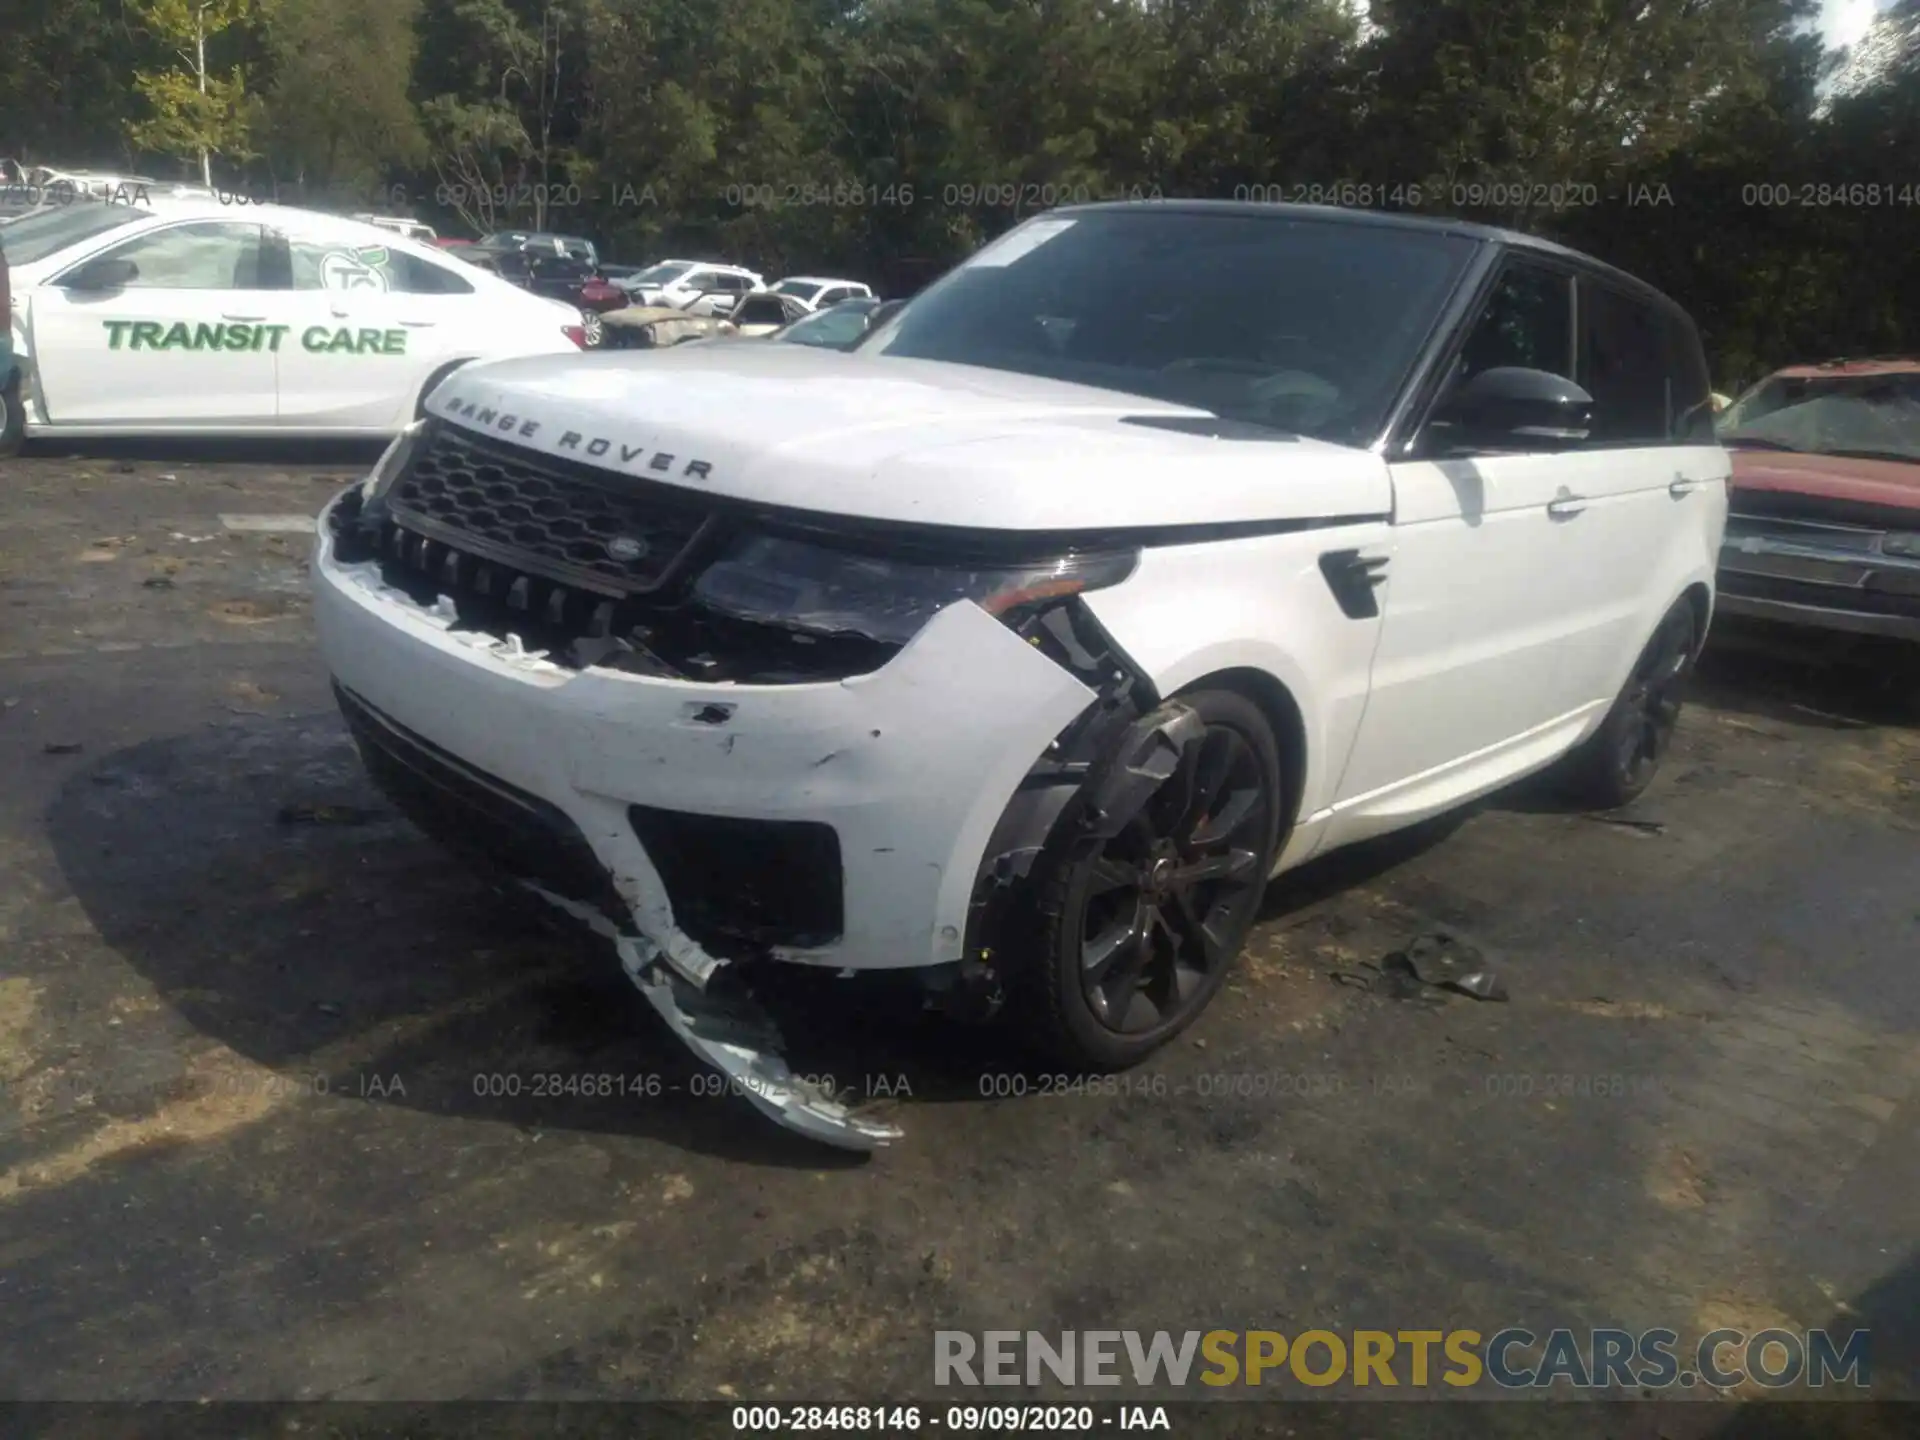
[0,369,24,458]
[1557,598,1698,809]
[1018,688,1284,1069]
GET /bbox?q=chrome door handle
[1547,489,1588,520]
[1669,477,1702,498]
[399,319,436,328]
[222,313,266,321]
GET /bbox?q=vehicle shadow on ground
[42,708,1497,1151]
[1694,624,1919,732]
[22,435,387,467]
[1694,1251,1917,1437]
[41,711,869,1167]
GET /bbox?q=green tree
[125,0,261,187]
[1356,0,1814,228]
[0,0,146,167]
[259,0,427,207]
[414,0,588,232]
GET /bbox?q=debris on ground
[141,576,176,590]
[1332,929,1509,1003]
[1584,813,1667,836]
[275,803,387,826]
[220,513,316,534]
[524,883,904,1152]
[42,742,85,755]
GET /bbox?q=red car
[1715,357,1920,643]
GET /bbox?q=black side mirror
[1430,365,1593,450]
[64,257,139,291]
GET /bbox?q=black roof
[1052,198,1688,321]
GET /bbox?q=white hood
[425,344,1392,531]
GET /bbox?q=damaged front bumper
[311,488,1103,1148]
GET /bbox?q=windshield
[779,298,881,348]
[774,280,824,301]
[478,232,532,248]
[633,261,693,285]
[866,209,1476,445]
[0,201,150,266]
[1718,372,1920,464]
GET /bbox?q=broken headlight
[360,420,426,503]
[690,533,1137,646]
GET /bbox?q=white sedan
[1,197,588,454]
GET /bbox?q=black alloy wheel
[1026,688,1284,1068]
[1560,598,1698,809]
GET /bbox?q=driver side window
[1456,261,1574,384]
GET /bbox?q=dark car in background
[462,247,628,346]
[471,230,597,266]
[1715,357,1920,644]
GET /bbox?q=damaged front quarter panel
[945,595,1171,1020]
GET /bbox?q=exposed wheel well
[415,360,470,420]
[1175,667,1308,840]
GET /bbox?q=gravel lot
[0,445,1915,1431]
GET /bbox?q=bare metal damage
[525,884,903,1151]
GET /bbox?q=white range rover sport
[312,201,1730,1149]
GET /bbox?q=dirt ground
[0,444,1915,1431]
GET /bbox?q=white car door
[274,228,465,429]
[1549,277,1725,709]
[28,219,279,425]
[1325,256,1604,843]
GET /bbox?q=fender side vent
[1319,549,1389,620]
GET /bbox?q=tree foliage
[3,0,1917,384]
[260,0,427,203]
[123,0,261,179]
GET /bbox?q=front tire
[0,368,24,458]
[1021,688,1284,1069]
[1557,597,1698,809]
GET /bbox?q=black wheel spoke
[1188,730,1236,826]
[1074,711,1275,1039]
[1169,886,1238,969]
[1171,846,1260,886]
[1188,787,1261,849]
[1097,913,1158,1029]
[1082,897,1146,983]
[1155,736,1203,831]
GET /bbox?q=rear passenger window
[1579,282,1675,444]
[1663,310,1716,443]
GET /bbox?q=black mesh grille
[334,682,622,913]
[387,422,713,597]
